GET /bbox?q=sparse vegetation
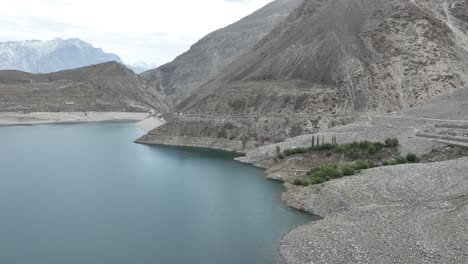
[281,136,420,186]
[342,165,356,176]
[283,147,308,156]
[395,155,407,164]
[406,153,418,163]
[367,144,377,155]
[385,138,399,148]
[294,162,364,186]
[281,137,400,160]
[291,151,421,186]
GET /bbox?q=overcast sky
[0,0,273,66]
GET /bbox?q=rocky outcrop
[141,0,468,151]
[141,0,303,107]
[0,62,168,112]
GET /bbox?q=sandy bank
[0,112,150,126]
[136,117,166,133]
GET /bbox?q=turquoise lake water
[0,123,312,264]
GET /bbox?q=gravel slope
[281,158,468,264]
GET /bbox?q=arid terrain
[140,0,468,152]
[2,0,468,263]
[0,62,168,113]
[235,86,468,263]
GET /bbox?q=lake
[0,122,312,264]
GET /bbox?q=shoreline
[0,112,148,125]
[135,113,468,263]
[0,112,166,133]
[5,113,467,263]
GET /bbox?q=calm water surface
[0,123,312,264]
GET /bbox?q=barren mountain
[0,62,167,112]
[141,0,303,106]
[139,0,468,151]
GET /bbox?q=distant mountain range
[0,38,154,74]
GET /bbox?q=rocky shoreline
[6,110,466,263]
[280,157,468,264]
[137,109,468,263]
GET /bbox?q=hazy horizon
[0,0,274,65]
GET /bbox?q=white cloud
[0,0,273,65]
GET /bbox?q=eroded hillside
[139,0,468,151]
[0,62,168,112]
[141,0,303,107]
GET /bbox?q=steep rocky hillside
[139,0,468,151]
[141,0,302,106]
[0,38,124,73]
[0,62,167,112]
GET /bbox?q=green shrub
[385,138,399,148]
[342,144,352,152]
[312,170,327,179]
[385,138,392,147]
[382,160,390,166]
[309,177,326,185]
[278,154,285,159]
[354,160,370,170]
[319,143,336,150]
[342,166,356,176]
[329,169,344,178]
[306,167,321,176]
[367,144,377,155]
[395,155,407,164]
[335,145,345,153]
[348,149,362,160]
[374,142,384,151]
[406,153,418,163]
[283,147,308,156]
[293,179,309,186]
[359,141,371,149]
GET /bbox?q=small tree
[276,146,281,155]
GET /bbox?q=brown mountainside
[0,62,168,112]
[141,0,303,107]
[139,0,468,151]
